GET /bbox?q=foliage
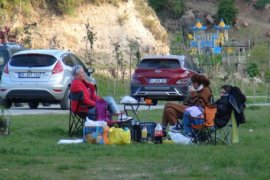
[249,42,270,72]
[170,33,185,55]
[148,0,166,11]
[253,0,270,9]
[112,41,126,81]
[84,22,96,66]
[51,0,82,15]
[127,38,140,79]
[217,0,238,25]
[148,0,184,18]
[264,69,270,82]
[247,63,260,79]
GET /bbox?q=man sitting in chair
[70,66,131,121]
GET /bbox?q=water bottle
[141,126,148,143]
[154,123,163,144]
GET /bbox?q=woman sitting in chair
[70,65,131,121]
[161,74,212,135]
[182,85,232,137]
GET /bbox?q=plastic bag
[120,96,138,104]
[83,120,109,144]
[109,127,131,145]
[168,132,191,145]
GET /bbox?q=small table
[122,102,155,121]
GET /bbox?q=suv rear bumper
[131,85,188,100]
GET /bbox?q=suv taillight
[3,64,9,74]
[52,61,63,74]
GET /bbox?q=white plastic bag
[120,96,138,104]
[168,132,191,145]
[85,118,107,127]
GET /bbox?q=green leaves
[247,63,260,78]
[217,0,238,25]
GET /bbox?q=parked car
[0,42,27,107]
[130,55,203,104]
[0,49,96,110]
[0,42,26,79]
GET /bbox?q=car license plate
[18,72,42,78]
[149,78,167,84]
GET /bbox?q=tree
[217,0,238,25]
[84,22,96,66]
[250,43,270,73]
[247,63,260,102]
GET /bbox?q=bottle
[131,121,141,142]
[141,126,148,143]
[154,123,163,144]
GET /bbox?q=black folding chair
[69,91,88,137]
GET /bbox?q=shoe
[118,114,133,121]
[169,124,182,133]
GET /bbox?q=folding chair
[190,105,217,145]
[214,122,232,145]
[69,91,88,137]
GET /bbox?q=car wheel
[0,99,12,109]
[28,102,39,109]
[60,89,70,110]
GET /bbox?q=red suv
[130,55,202,104]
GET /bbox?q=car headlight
[131,78,141,85]
[176,78,189,85]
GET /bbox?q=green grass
[0,106,270,179]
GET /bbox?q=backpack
[229,86,246,126]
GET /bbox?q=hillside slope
[5,1,169,65]
[185,0,270,40]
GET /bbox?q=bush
[51,0,82,15]
[217,0,238,25]
[148,0,184,18]
[253,0,270,9]
[148,0,166,11]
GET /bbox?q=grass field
[0,106,270,179]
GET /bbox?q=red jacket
[70,79,100,113]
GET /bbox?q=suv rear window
[10,54,57,67]
[139,59,181,69]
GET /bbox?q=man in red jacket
[70,66,131,121]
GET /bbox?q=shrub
[253,0,270,9]
[217,0,238,25]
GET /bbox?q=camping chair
[69,91,88,137]
[190,105,217,145]
[214,122,232,145]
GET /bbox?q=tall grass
[0,106,270,179]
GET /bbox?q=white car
[0,49,96,109]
